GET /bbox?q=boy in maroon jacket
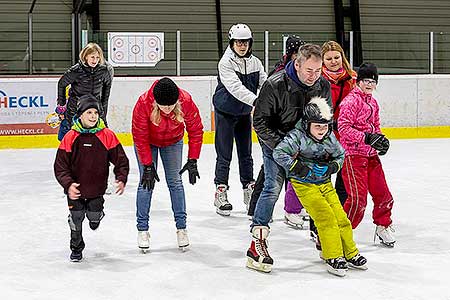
[54,94,129,262]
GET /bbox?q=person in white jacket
[212,23,267,216]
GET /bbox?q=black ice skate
[70,250,83,262]
[347,253,368,270]
[326,257,348,277]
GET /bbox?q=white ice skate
[177,229,189,251]
[299,208,310,221]
[214,184,232,216]
[246,226,273,273]
[137,230,150,253]
[243,181,255,211]
[284,212,304,229]
[375,225,396,247]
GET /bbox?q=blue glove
[312,164,329,177]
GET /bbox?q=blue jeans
[135,139,187,231]
[252,142,286,227]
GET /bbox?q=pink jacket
[337,87,382,157]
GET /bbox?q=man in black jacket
[246,44,331,273]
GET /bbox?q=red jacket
[132,80,204,165]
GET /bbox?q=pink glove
[55,105,66,115]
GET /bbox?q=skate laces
[216,185,228,203]
[328,257,347,269]
[255,239,270,257]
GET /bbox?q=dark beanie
[77,94,99,116]
[357,62,378,83]
[285,35,305,57]
[153,77,179,106]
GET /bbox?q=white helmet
[228,23,252,40]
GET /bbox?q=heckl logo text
[0,89,49,108]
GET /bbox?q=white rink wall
[1,75,450,133]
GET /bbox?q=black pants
[67,196,105,252]
[214,110,254,188]
[309,169,348,234]
[247,165,264,216]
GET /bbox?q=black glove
[289,159,312,178]
[364,132,390,155]
[179,159,200,185]
[324,161,340,177]
[141,163,160,191]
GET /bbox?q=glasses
[235,40,249,46]
[362,79,377,85]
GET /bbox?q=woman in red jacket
[132,78,204,252]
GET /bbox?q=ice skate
[177,229,190,251]
[138,230,150,253]
[284,212,304,229]
[246,226,273,273]
[243,181,255,211]
[375,225,395,247]
[326,257,348,277]
[214,184,232,216]
[70,250,83,262]
[347,253,368,270]
[299,208,310,221]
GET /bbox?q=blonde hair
[321,41,352,75]
[79,42,105,65]
[150,102,184,126]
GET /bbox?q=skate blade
[348,263,368,270]
[178,245,189,252]
[326,266,347,277]
[139,247,150,253]
[284,218,304,229]
[380,241,395,248]
[216,208,231,216]
[70,258,83,263]
[246,258,272,273]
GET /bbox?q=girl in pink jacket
[337,63,395,247]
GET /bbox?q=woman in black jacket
[56,43,114,138]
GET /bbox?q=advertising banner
[0,78,58,136]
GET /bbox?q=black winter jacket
[57,61,114,125]
[253,70,331,150]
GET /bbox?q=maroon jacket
[54,127,129,199]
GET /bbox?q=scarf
[321,66,350,85]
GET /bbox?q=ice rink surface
[1,139,450,300]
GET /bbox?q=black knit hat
[285,35,305,57]
[77,94,99,117]
[357,62,378,83]
[153,77,179,106]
